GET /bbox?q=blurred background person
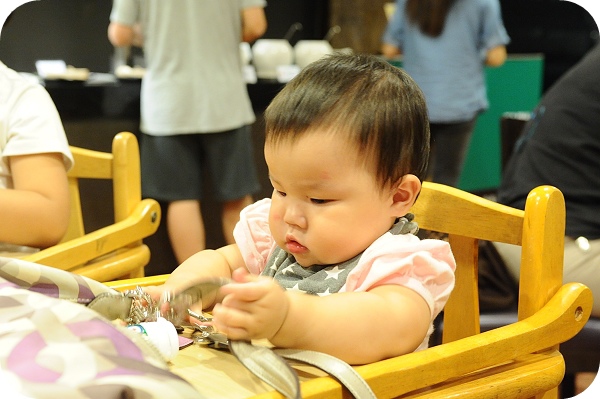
[495,42,600,318]
[381,0,509,187]
[0,60,73,252]
[108,0,267,265]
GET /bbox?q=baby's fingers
[142,285,164,301]
[231,267,252,283]
[212,303,251,340]
[219,277,273,301]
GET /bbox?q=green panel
[458,55,544,192]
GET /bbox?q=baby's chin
[279,240,355,267]
[288,253,317,268]
[289,252,338,268]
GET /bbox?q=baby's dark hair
[264,53,430,189]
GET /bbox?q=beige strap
[167,279,377,399]
[230,340,301,399]
[275,349,377,399]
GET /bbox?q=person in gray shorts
[108,0,267,264]
[140,128,261,254]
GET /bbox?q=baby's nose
[283,204,307,228]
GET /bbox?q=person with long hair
[382,0,509,187]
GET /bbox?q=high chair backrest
[412,182,566,342]
[24,132,161,282]
[62,132,141,242]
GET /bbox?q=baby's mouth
[285,236,308,254]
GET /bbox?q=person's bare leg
[167,200,205,264]
[221,195,253,244]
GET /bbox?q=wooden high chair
[24,132,161,282]
[107,183,591,399]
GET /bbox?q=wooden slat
[68,147,112,179]
[413,182,524,245]
[443,235,480,343]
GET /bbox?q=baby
[151,53,455,365]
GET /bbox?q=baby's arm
[279,285,431,364]
[0,153,70,248]
[213,275,431,365]
[148,244,247,309]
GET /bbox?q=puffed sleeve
[343,233,456,320]
[232,198,276,275]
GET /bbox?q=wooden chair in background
[24,132,161,282]
[107,183,591,399]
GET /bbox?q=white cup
[128,317,179,361]
[252,39,294,79]
[294,40,333,69]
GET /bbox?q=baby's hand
[143,284,202,326]
[211,269,289,341]
[142,285,165,302]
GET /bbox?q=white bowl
[294,40,333,69]
[252,39,294,79]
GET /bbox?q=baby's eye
[275,190,287,197]
[310,198,331,204]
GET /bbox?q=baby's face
[264,130,398,267]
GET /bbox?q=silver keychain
[123,286,158,324]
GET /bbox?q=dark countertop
[43,73,284,120]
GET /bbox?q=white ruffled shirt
[233,198,457,351]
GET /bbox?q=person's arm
[0,153,69,248]
[108,22,143,47]
[480,0,509,67]
[214,270,431,365]
[485,44,507,67]
[241,6,267,43]
[380,0,405,58]
[381,43,402,58]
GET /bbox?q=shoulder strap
[228,340,377,399]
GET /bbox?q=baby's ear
[391,175,421,216]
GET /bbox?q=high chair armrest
[106,273,170,291]
[251,282,592,399]
[23,198,161,270]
